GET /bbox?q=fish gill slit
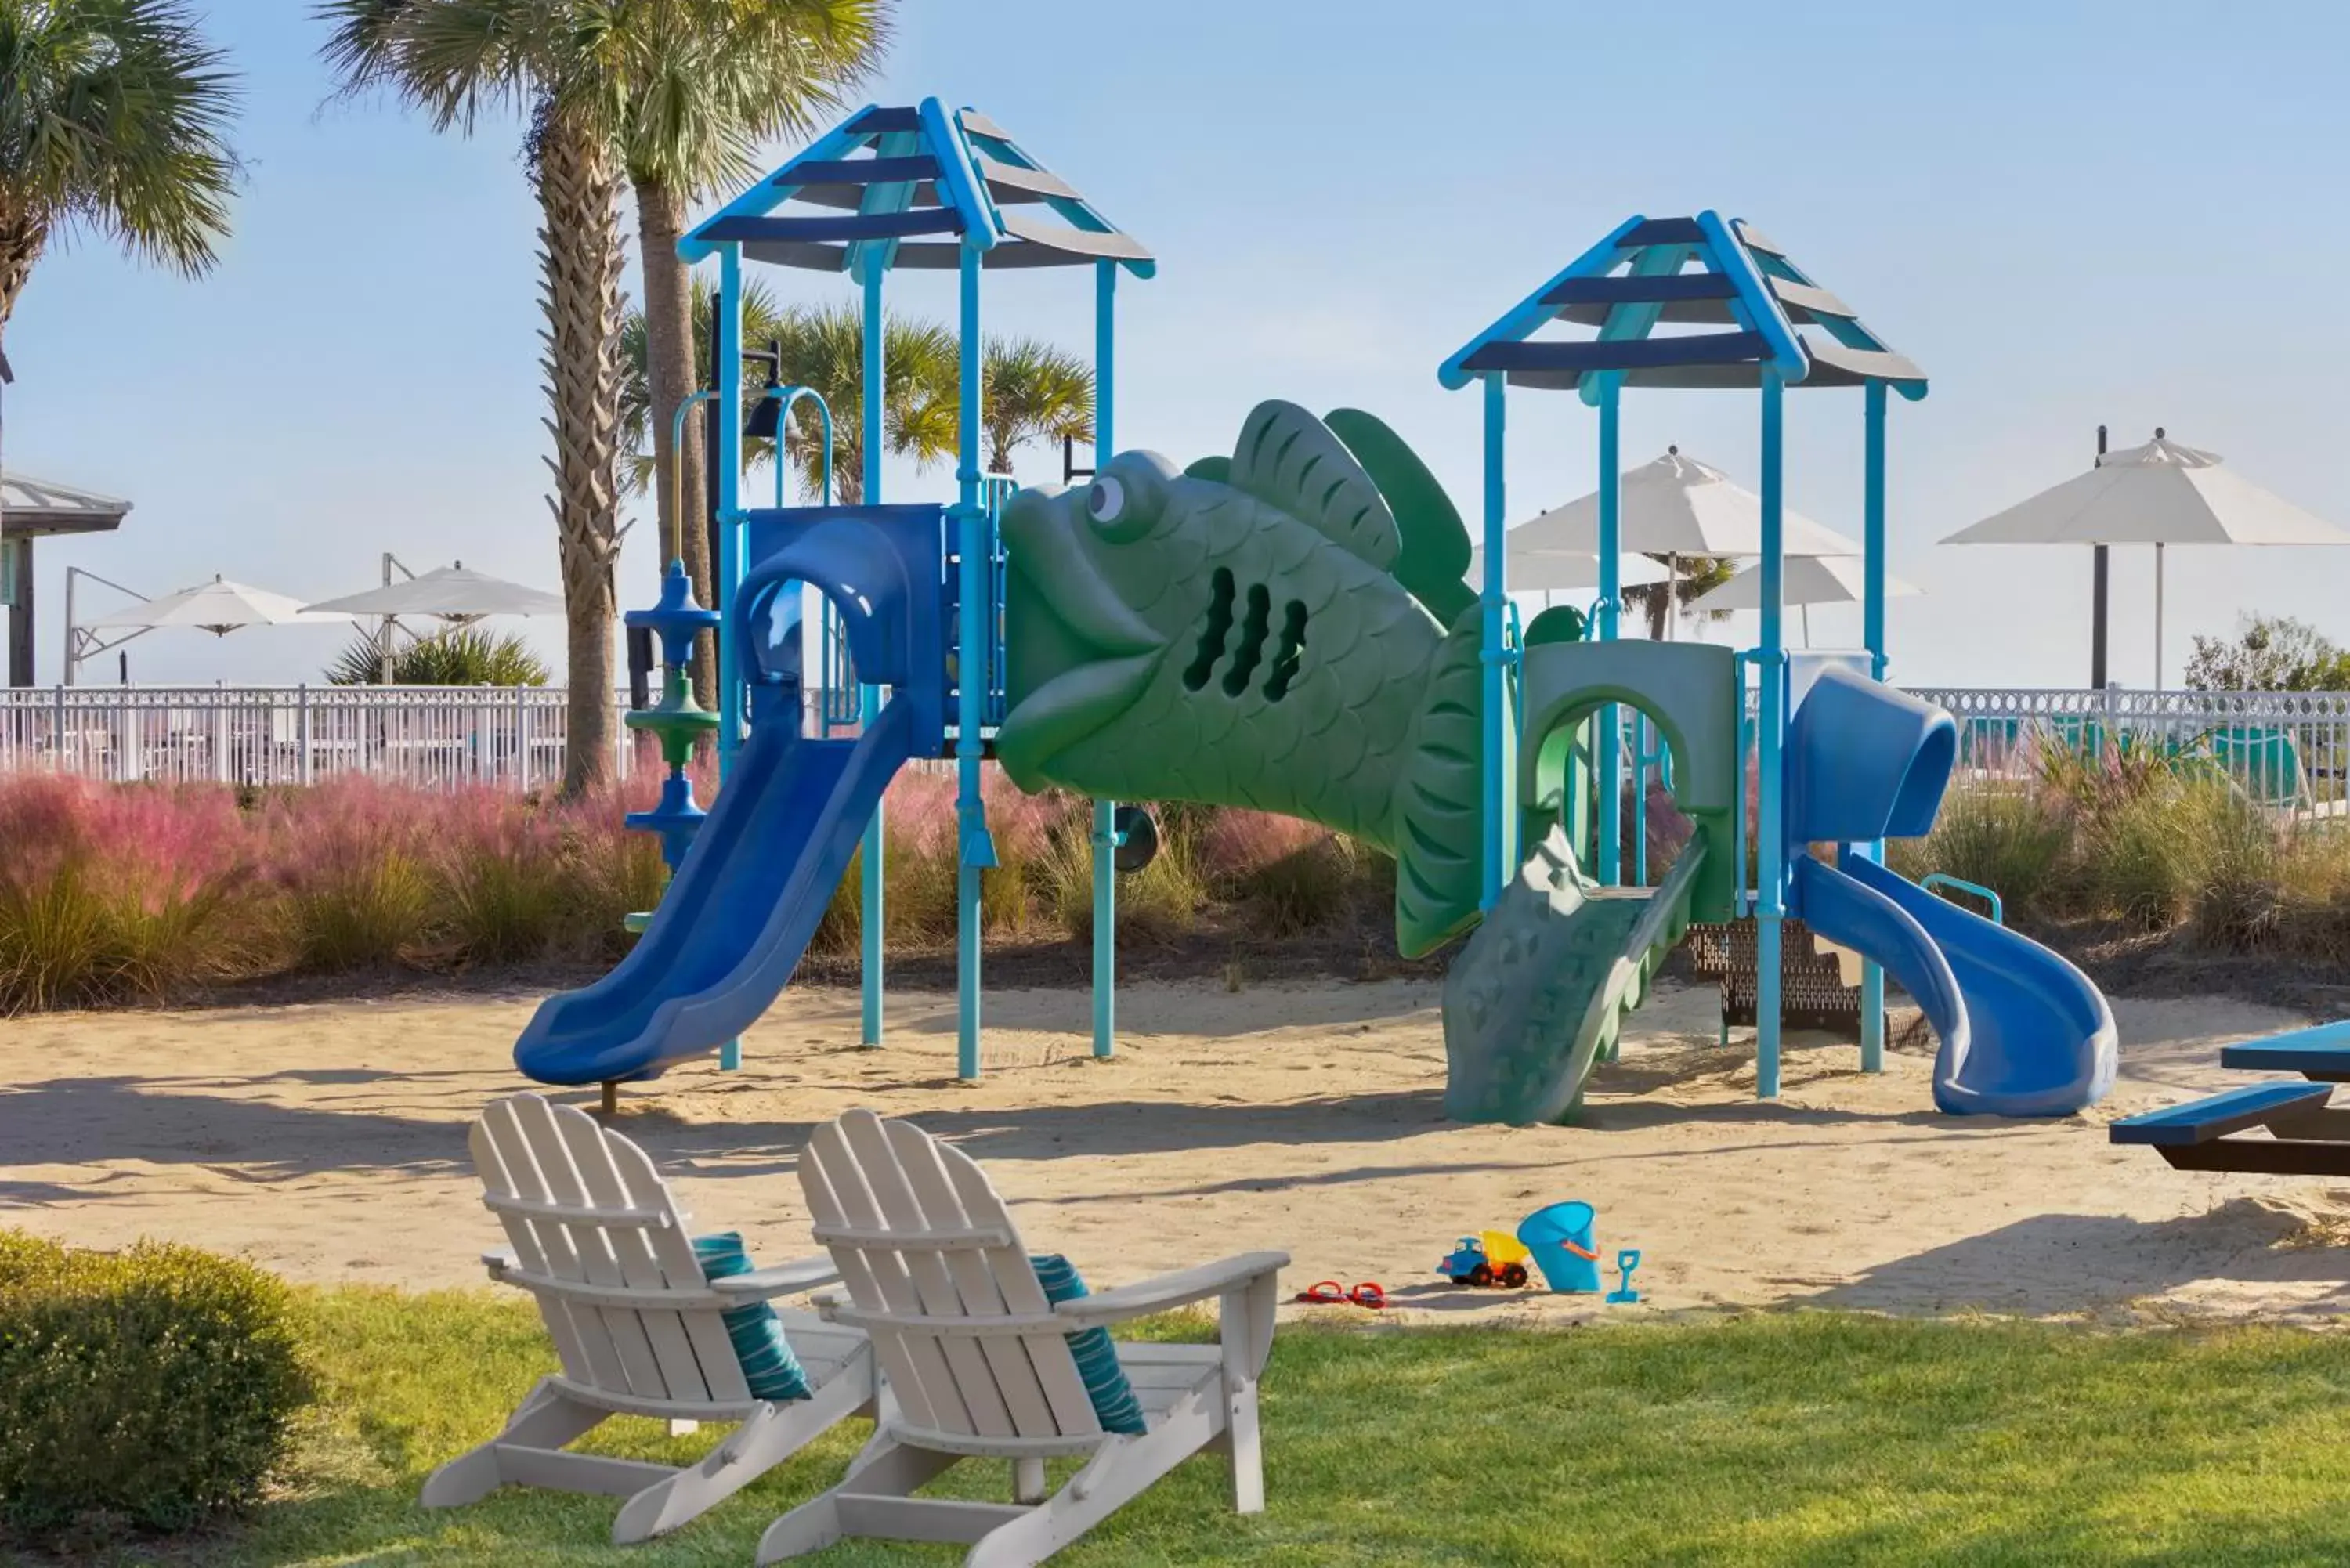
[1222,583,1274,696]
[1263,601,1309,702]
[1183,568,1237,692]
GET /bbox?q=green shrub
[0,1232,313,1546]
[1906,785,2074,923]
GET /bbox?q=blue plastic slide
[1785,665,2116,1116]
[513,699,914,1086]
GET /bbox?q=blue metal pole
[1091,260,1118,1060]
[1596,379,1622,885]
[715,245,745,1073]
[859,263,887,1048]
[954,244,990,1082]
[1479,371,1507,909]
[1859,379,1889,1075]
[1755,370,1787,1100]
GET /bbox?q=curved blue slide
[1787,665,2116,1116]
[514,699,914,1086]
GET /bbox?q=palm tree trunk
[536,109,627,797]
[632,174,716,713]
[0,218,44,334]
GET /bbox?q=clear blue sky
[10,1,2349,688]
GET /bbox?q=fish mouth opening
[996,496,1167,787]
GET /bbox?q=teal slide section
[1441,640,1740,1124]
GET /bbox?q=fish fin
[1229,401,1399,573]
[1324,407,1477,625]
[1391,605,1495,956]
[1184,455,1233,484]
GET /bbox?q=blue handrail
[1921,873,2004,925]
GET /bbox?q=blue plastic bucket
[1517,1201,1602,1293]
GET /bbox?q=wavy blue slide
[513,699,914,1086]
[1787,665,2116,1116]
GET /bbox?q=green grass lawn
[135,1290,2350,1566]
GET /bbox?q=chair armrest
[1053,1251,1290,1328]
[481,1247,518,1282]
[710,1252,842,1302]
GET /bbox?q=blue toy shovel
[1606,1248,1642,1304]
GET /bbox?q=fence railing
[1911,685,2350,812]
[10,681,2350,811]
[0,685,633,792]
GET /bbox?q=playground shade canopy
[89,575,352,636]
[1511,450,1862,559]
[1693,554,1921,609]
[304,563,564,621]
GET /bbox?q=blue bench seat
[2110,1080,2347,1174]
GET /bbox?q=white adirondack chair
[422,1093,877,1542]
[757,1107,1289,1567]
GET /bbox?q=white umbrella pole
[1665,555,1677,641]
[1802,602,1813,648]
[2153,542,2164,690]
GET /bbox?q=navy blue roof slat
[846,106,920,133]
[2108,1080,2331,1146]
[1544,274,1739,307]
[700,209,963,244]
[1462,330,1768,375]
[775,155,940,187]
[1620,217,1706,247]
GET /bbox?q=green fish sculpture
[997,400,1495,957]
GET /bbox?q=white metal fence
[0,685,630,791]
[1911,685,2350,812]
[6,681,2349,809]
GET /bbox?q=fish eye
[1087,477,1126,526]
[1083,453,1168,542]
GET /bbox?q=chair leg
[614,1369,874,1545]
[757,1436,961,1565]
[969,1396,1220,1568]
[1013,1457,1049,1505]
[420,1378,609,1508]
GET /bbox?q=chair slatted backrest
[2211,726,2309,811]
[801,1109,1098,1444]
[472,1093,750,1408]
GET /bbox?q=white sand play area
[5,978,2346,1323]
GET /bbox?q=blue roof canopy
[1440,211,1925,403]
[681,98,1154,281]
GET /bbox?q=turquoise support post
[1596,379,1622,886]
[1858,379,1889,1074]
[1755,370,1787,1100]
[1479,371,1508,909]
[715,244,745,1073]
[953,244,992,1082]
[858,262,886,1047]
[1090,260,1118,1059]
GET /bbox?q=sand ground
[5,978,2347,1324]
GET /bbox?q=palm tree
[765,298,958,505]
[0,0,240,337]
[1622,554,1736,639]
[979,337,1092,478]
[615,0,885,641]
[319,0,642,796]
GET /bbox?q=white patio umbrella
[1942,432,2350,686]
[88,575,354,637]
[302,562,562,621]
[1690,555,1922,646]
[1510,446,1863,637]
[1466,547,1668,593]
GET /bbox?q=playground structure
[512,109,2117,1128]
